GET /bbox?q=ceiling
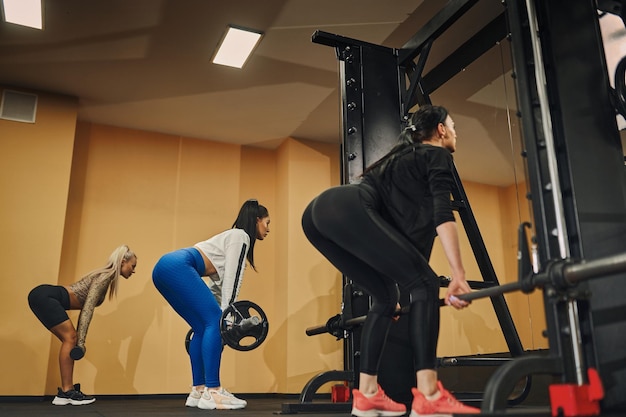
[0,0,542,187]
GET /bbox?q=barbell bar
[306,252,626,337]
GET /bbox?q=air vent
[0,90,38,123]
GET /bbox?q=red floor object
[549,368,604,417]
[331,383,350,403]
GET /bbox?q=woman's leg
[304,186,442,391]
[152,250,223,388]
[408,285,440,396]
[49,320,78,392]
[28,285,76,392]
[303,193,399,394]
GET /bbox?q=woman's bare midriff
[194,247,217,276]
[64,286,84,310]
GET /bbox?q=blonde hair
[80,245,136,300]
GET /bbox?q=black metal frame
[488,0,626,412]
[281,32,404,415]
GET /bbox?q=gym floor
[1,395,623,417]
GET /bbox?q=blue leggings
[152,248,222,387]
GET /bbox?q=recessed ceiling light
[2,0,42,30]
[212,25,263,69]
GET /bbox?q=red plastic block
[549,368,604,417]
[331,383,350,403]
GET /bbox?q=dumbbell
[70,345,85,360]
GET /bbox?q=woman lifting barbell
[302,105,480,417]
[27,245,137,406]
[152,199,270,410]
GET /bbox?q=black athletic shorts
[28,284,71,329]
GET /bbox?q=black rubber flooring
[0,395,623,416]
[3,396,335,417]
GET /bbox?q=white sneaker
[208,387,247,410]
[185,387,202,407]
[197,388,216,410]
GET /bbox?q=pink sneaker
[410,381,480,416]
[351,385,406,417]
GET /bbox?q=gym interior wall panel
[272,139,291,392]
[0,87,78,396]
[432,179,548,356]
[433,181,510,357]
[62,123,189,395]
[224,146,278,394]
[277,138,344,394]
[499,181,548,351]
[175,136,243,246]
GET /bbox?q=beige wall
[275,138,344,393]
[0,86,547,397]
[499,182,548,350]
[432,181,548,358]
[0,87,78,394]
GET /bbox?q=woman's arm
[220,231,250,310]
[436,220,472,309]
[427,149,470,309]
[75,276,109,349]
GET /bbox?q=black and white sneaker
[52,383,96,406]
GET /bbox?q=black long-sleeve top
[361,143,456,257]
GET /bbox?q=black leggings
[302,184,440,373]
[28,284,71,329]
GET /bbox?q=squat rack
[283,1,523,413]
[283,0,626,414]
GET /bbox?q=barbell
[70,346,85,360]
[185,300,269,352]
[455,252,626,302]
[306,252,626,338]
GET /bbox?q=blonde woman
[28,245,137,406]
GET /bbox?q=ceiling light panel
[2,0,42,29]
[212,25,263,69]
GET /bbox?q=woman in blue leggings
[302,105,479,417]
[152,199,270,410]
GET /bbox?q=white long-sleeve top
[194,228,249,310]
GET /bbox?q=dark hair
[232,199,269,270]
[363,104,449,175]
[399,105,449,144]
